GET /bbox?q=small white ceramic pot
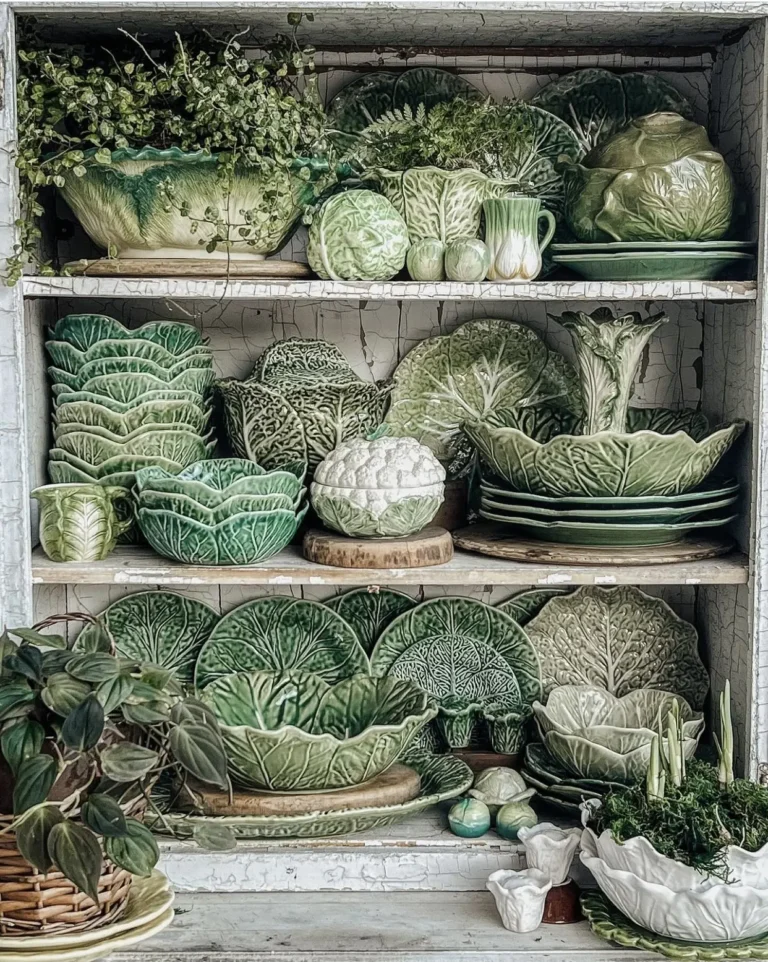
[486,868,552,933]
[518,822,583,886]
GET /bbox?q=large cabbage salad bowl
[59,148,335,259]
[533,686,703,783]
[463,308,744,498]
[200,669,437,792]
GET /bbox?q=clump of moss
[594,759,768,881]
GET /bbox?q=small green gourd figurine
[448,798,491,838]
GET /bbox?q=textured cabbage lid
[585,112,716,170]
[314,436,446,489]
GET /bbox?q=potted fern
[0,615,230,937]
[581,682,768,944]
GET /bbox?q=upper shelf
[31,545,749,587]
[22,277,757,302]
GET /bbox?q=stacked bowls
[134,459,308,565]
[478,474,739,547]
[47,315,215,488]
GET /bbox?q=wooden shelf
[22,276,757,301]
[31,545,749,587]
[118,889,656,961]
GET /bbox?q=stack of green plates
[550,240,754,282]
[478,475,738,547]
[521,743,625,814]
[47,314,216,489]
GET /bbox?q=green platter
[478,508,736,546]
[551,240,755,253]
[479,477,739,506]
[479,493,738,522]
[552,250,754,282]
[147,751,473,840]
[582,891,768,960]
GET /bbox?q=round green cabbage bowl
[366,166,515,244]
[59,148,334,259]
[463,408,745,498]
[200,670,438,792]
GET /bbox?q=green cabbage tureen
[201,670,437,792]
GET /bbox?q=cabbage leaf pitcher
[484,196,556,282]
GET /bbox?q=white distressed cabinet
[2,2,768,958]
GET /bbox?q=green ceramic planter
[59,148,334,259]
[31,483,133,562]
[201,670,437,792]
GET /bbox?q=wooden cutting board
[179,764,422,817]
[64,258,312,278]
[303,527,453,569]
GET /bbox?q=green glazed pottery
[479,491,738,521]
[48,314,208,353]
[202,670,437,792]
[76,590,219,687]
[135,459,305,507]
[550,239,754,253]
[483,196,556,281]
[497,588,571,626]
[307,190,409,281]
[149,750,473,840]
[495,802,538,840]
[443,238,491,282]
[59,148,334,259]
[524,585,709,707]
[195,595,368,688]
[552,250,754,281]
[480,475,739,506]
[219,339,390,474]
[31,482,133,562]
[521,743,623,805]
[448,798,491,838]
[533,686,703,783]
[559,113,735,243]
[531,68,694,152]
[370,596,541,751]
[326,588,417,655]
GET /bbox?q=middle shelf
[30,544,749,587]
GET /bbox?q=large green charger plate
[479,492,738,522]
[195,596,369,688]
[326,588,417,655]
[480,476,739,505]
[148,750,473,840]
[552,250,754,282]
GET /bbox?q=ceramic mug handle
[537,210,557,253]
[103,486,135,538]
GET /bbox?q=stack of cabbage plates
[47,314,215,488]
[478,473,739,547]
[134,459,308,565]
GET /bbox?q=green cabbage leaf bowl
[134,458,306,506]
[201,670,437,792]
[533,686,704,783]
[59,148,334,258]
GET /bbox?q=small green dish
[550,240,754,253]
[479,493,738,522]
[479,477,739,506]
[551,250,754,281]
[477,509,736,546]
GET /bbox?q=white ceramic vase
[486,868,552,933]
[518,822,582,886]
[483,196,556,281]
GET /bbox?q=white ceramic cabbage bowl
[581,829,768,942]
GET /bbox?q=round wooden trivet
[452,523,735,566]
[181,764,422,817]
[64,258,313,279]
[303,526,454,569]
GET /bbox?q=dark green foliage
[594,759,768,880]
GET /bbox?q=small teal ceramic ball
[496,801,538,840]
[448,798,491,838]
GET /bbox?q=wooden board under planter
[303,527,454,569]
[452,523,736,566]
[64,258,313,278]
[179,765,422,817]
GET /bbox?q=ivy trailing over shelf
[11,15,329,283]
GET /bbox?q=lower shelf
[115,889,655,961]
[30,544,749,586]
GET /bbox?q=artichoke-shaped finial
[552,307,668,434]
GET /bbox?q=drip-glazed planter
[59,148,334,260]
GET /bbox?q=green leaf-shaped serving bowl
[48,354,213,391]
[51,370,215,404]
[49,314,207,354]
[46,338,213,376]
[201,670,437,792]
[49,446,215,479]
[137,504,308,566]
[54,398,211,435]
[134,459,305,506]
[137,489,303,524]
[51,429,216,467]
[52,389,210,414]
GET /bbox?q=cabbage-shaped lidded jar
[311,435,446,538]
[307,189,409,280]
[559,112,735,242]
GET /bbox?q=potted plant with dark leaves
[0,614,231,937]
[11,16,332,282]
[581,682,768,947]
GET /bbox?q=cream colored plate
[0,871,172,951]
[0,906,175,962]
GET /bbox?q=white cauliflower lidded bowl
[311,436,446,538]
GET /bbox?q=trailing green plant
[593,683,768,881]
[348,97,534,179]
[0,614,234,900]
[11,16,328,283]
